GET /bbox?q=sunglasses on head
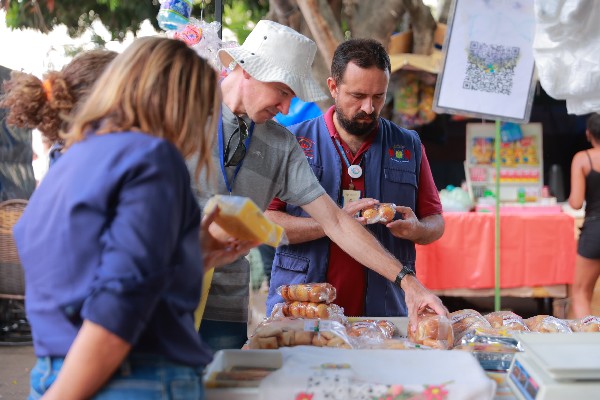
[224,116,249,167]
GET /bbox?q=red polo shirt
[268,107,442,316]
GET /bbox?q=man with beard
[196,23,447,350]
[265,39,445,318]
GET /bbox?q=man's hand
[200,207,259,270]
[343,198,378,225]
[385,205,421,241]
[401,274,448,332]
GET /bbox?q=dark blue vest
[266,115,423,317]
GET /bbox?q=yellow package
[204,195,287,247]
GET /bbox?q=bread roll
[569,315,600,332]
[484,311,529,331]
[277,283,336,303]
[408,310,454,349]
[378,203,396,222]
[525,315,571,333]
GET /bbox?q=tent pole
[494,119,501,311]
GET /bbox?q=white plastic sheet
[533,0,600,114]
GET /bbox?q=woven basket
[0,199,27,299]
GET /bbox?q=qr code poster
[433,0,536,123]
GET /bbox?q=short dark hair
[587,112,600,141]
[331,38,391,84]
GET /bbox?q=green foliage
[2,0,269,43]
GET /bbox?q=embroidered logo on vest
[388,144,411,162]
[297,137,315,159]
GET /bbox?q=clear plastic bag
[270,301,346,324]
[362,203,396,224]
[247,318,352,349]
[408,309,454,350]
[524,315,572,333]
[277,283,336,304]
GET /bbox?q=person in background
[569,112,600,318]
[13,37,255,400]
[265,38,445,318]
[193,20,447,352]
[0,49,117,168]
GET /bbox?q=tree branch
[296,0,344,68]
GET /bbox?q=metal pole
[215,0,223,39]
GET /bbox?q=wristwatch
[394,265,416,288]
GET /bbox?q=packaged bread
[362,203,396,224]
[484,311,529,332]
[568,315,600,332]
[204,195,287,247]
[247,318,352,349]
[347,320,396,340]
[270,301,346,323]
[408,308,454,350]
[372,338,428,350]
[450,309,492,345]
[525,315,572,333]
[278,283,336,304]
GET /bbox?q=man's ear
[242,69,252,80]
[327,77,338,99]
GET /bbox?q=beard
[335,105,378,137]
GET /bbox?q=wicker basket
[0,199,27,299]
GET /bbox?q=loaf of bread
[362,203,396,224]
[270,301,345,322]
[569,315,600,332]
[347,320,396,340]
[450,309,492,345]
[408,309,454,349]
[484,311,529,331]
[247,318,352,349]
[278,283,336,303]
[525,315,571,333]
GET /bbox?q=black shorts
[578,217,600,259]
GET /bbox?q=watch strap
[394,265,415,288]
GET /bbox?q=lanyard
[218,116,255,194]
[333,137,364,179]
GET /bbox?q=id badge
[342,189,361,217]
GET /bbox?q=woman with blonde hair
[13,36,255,399]
[1,49,118,165]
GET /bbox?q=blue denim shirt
[14,132,212,367]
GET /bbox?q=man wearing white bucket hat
[191,20,447,351]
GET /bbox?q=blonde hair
[0,50,117,142]
[67,37,220,178]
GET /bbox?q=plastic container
[157,0,192,31]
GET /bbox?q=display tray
[204,350,282,400]
[513,332,600,381]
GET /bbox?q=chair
[0,199,27,299]
[0,199,31,345]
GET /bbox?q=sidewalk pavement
[0,345,34,400]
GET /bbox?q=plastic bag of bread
[568,315,600,332]
[371,338,429,350]
[347,319,396,340]
[246,318,352,350]
[408,308,454,350]
[277,283,336,304]
[270,301,347,324]
[362,203,396,224]
[525,315,572,333]
[450,309,492,346]
[484,311,530,332]
[204,195,288,247]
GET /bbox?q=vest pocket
[384,167,417,187]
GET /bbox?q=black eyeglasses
[224,116,249,167]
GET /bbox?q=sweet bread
[525,315,571,333]
[408,310,454,349]
[278,283,336,304]
[450,309,492,345]
[569,315,600,332]
[279,301,342,320]
[378,203,396,222]
[484,311,529,331]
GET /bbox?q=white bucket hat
[218,20,328,103]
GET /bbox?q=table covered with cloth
[415,212,576,294]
